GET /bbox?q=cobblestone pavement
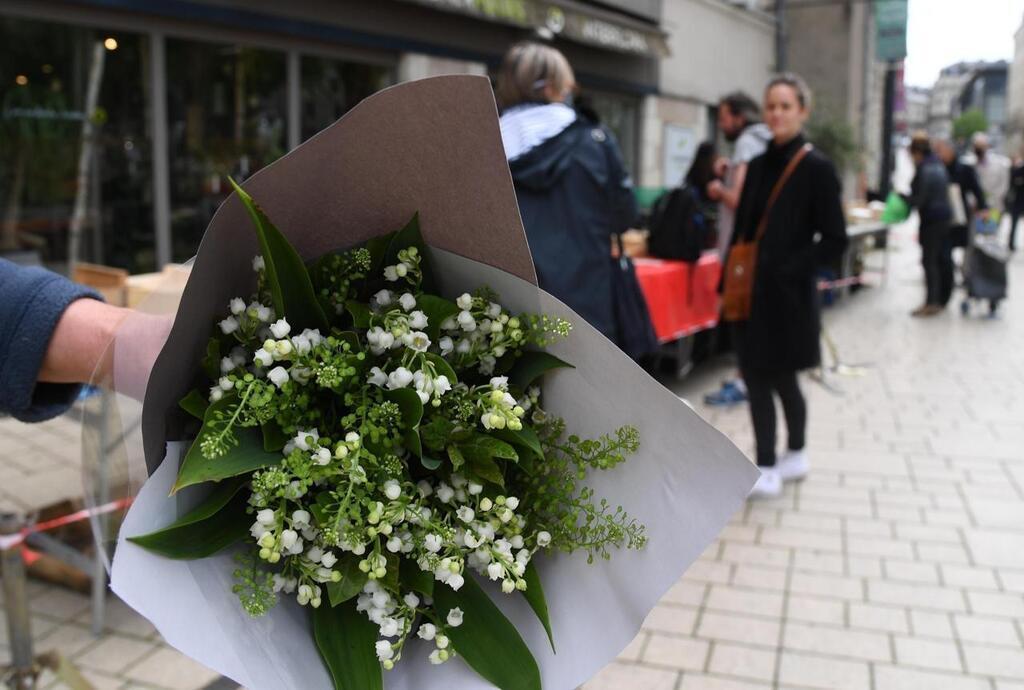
[2,219,1023,690]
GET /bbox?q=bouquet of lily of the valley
[107,75,756,690]
[128,178,648,689]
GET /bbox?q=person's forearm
[38,298,130,385]
[720,185,742,210]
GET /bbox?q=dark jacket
[729,134,848,373]
[1008,162,1024,212]
[906,155,953,228]
[509,115,637,340]
[946,159,987,224]
[0,258,99,422]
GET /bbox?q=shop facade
[0,0,664,273]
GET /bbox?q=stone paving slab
[2,220,1023,689]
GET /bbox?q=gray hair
[766,72,813,110]
[495,42,575,110]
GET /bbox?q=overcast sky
[904,0,1024,87]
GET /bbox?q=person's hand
[39,299,173,402]
[706,180,724,201]
[713,157,729,178]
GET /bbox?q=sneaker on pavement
[776,449,809,482]
[704,380,748,406]
[748,466,782,499]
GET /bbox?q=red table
[634,253,722,344]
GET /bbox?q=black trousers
[939,231,956,307]
[1010,210,1021,251]
[740,366,807,467]
[920,225,951,307]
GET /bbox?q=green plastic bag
[881,191,909,224]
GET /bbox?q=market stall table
[634,253,721,376]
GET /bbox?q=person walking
[905,134,954,317]
[723,74,848,499]
[496,42,638,343]
[934,138,986,306]
[1008,155,1024,252]
[971,132,1010,219]
[703,91,772,407]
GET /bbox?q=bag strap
[754,143,813,242]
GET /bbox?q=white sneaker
[748,466,782,499]
[776,449,809,482]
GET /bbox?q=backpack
[647,185,708,262]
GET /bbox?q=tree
[953,109,988,143]
[806,116,860,174]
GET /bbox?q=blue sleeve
[0,258,101,422]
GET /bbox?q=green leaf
[399,558,434,597]
[420,454,443,471]
[508,350,574,389]
[384,388,424,429]
[201,337,222,381]
[420,416,455,451]
[261,419,287,452]
[423,352,458,386]
[405,429,423,459]
[179,389,208,421]
[173,396,282,493]
[522,562,555,653]
[227,177,328,332]
[383,551,401,592]
[447,444,466,471]
[417,295,460,342]
[128,479,249,559]
[365,233,395,281]
[344,300,372,329]
[467,456,505,487]
[433,573,541,690]
[327,555,368,607]
[492,427,543,463]
[459,433,519,463]
[313,598,383,690]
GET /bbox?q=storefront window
[166,40,286,263]
[0,17,153,272]
[301,54,392,140]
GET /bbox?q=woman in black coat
[727,74,848,499]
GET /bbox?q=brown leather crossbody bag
[722,143,813,322]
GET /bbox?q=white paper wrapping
[111,248,757,690]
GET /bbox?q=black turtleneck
[737,133,807,243]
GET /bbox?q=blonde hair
[495,42,575,110]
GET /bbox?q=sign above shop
[874,0,907,62]
[400,0,669,57]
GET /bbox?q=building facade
[640,0,775,189]
[783,0,887,198]
[0,0,667,273]
[1007,13,1024,157]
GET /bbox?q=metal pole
[880,60,896,197]
[1,514,36,690]
[287,51,301,151]
[150,31,172,268]
[775,0,788,72]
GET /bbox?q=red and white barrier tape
[0,497,134,552]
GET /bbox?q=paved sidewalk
[2,220,1023,689]
[585,222,1024,690]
